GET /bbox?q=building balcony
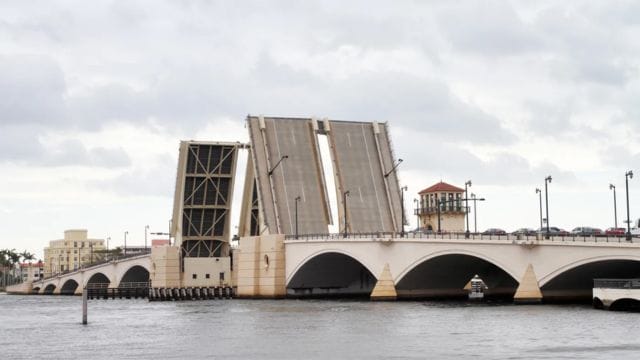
[414,206,468,215]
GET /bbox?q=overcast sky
[2,1,640,259]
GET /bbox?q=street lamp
[464,180,472,238]
[400,186,408,237]
[343,190,350,238]
[414,198,420,231]
[544,176,552,239]
[535,188,543,233]
[471,193,477,233]
[268,155,289,176]
[625,170,633,241]
[124,231,129,256]
[384,159,403,178]
[294,196,301,239]
[610,184,618,229]
[145,225,149,251]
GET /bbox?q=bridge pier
[370,263,397,301]
[513,264,542,304]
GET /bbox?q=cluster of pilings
[149,286,234,301]
[87,287,148,300]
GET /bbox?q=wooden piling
[82,287,88,325]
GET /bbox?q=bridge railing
[594,279,640,289]
[38,251,151,282]
[284,232,639,243]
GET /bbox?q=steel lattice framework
[172,141,243,258]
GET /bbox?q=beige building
[416,181,466,233]
[19,262,44,282]
[43,230,106,277]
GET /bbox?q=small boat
[468,274,488,300]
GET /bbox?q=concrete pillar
[237,234,286,298]
[370,263,397,301]
[514,264,542,304]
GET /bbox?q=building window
[74,242,77,248]
[192,274,197,279]
[205,274,210,279]
[219,272,225,281]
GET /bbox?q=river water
[1,293,638,359]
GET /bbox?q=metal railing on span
[594,279,640,289]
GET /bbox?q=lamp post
[124,231,128,256]
[400,186,408,237]
[471,193,477,233]
[535,188,543,233]
[625,170,633,241]
[268,155,289,176]
[145,225,149,251]
[414,198,419,231]
[294,196,301,239]
[384,159,403,178]
[544,176,552,239]
[610,184,618,229]
[464,180,472,238]
[343,190,350,238]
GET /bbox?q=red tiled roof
[418,181,464,194]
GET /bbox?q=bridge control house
[416,181,466,233]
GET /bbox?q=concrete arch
[60,279,79,295]
[539,255,640,287]
[32,287,41,294]
[85,272,112,287]
[609,298,640,311]
[43,284,56,295]
[117,265,150,286]
[286,248,378,286]
[395,248,520,284]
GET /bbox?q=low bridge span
[280,234,640,301]
[26,254,151,295]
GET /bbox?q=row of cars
[482,226,635,237]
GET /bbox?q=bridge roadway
[282,233,640,300]
[25,254,151,295]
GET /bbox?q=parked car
[511,228,537,236]
[537,227,570,236]
[482,228,507,235]
[605,227,626,236]
[571,227,603,236]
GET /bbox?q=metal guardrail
[284,231,640,243]
[594,279,640,289]
[39,251,151,282]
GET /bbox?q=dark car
[482,228,507,235]
[537,227,570,236]
[605,227,626,236]
[511,228,537,236]
[571,227,603,236]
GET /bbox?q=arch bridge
[26,254,151,296]
[237,234,640,302]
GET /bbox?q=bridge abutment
[236,234,286,298]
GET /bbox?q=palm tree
[21,250,35,264]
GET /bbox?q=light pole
[610,184,618,229]
[625,170,633,241]
[414,198,419,231]
[268,155,289,176]
[294,196,301,239]
[400,186,408,237]
[145,225,149,251]
[343,190,350,238]
[535,188,543,233]
[544,176,552,239]
[471,193,477,233]
[124,231,128,256]
[384,159,403,178]
[464,180,472,238]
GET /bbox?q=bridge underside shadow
[119,266,149,286]
[396,254,518,300]
[542,260,640,303]
[60,279,79,295]
[287,253,375,298]
[43,284,56,295]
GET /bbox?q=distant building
[416,181,467,233]
[19,262,44,282]
[43,230,106,277]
